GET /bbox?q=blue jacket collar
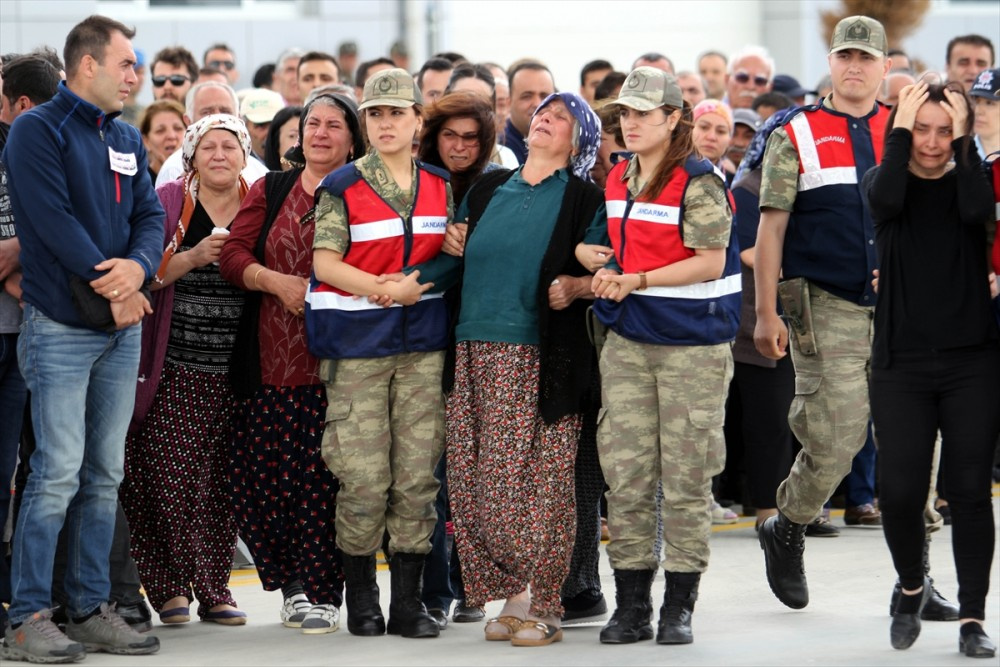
[54,81,121,128]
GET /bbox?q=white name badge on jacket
[108,147,138,176]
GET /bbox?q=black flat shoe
[960,625,997,658]
[890,581,930,650]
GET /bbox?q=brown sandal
[511,620,563,647]
[485,615,522,641]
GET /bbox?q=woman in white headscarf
[122,114,252,627]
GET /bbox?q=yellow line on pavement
[227,486,1000,586]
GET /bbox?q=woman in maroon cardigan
[219,92,365,635]
[122,114,251,626]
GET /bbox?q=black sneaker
[427,608,449,629]
[114,601,153,634]
[804,516,840,537]
[561,589,608,625]
[451,600,485,623]
[937,504,952,526]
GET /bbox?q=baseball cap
[771,74,816,99]
[240,88,285,124]
[969,68,1000,101]
[733,108,761,131]
[359,67,422,110]
[390,40,408,58]
[615,66,684,111]
[829,16,888,58]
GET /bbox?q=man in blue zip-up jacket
[0,15,162,663]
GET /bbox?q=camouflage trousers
[598,332,733,573]
[777,285,873,524]
[320,351,444,556]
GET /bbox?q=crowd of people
[0,10,998,664]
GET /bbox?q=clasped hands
[89,258,151,329]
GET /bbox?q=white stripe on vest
[994,201,1000,222]
[306,290,444,311]
[788,114,858,193]
[350,217,404,243]
[798,166,857,192]
[637,273,741,300]
[606,200,681,225]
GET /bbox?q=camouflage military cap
[615,66,684,111]
[829,15,887,58]
[359,67,422,111]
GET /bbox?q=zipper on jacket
[400,170,421,351]
[401,169,420,267]
[364,167,426,351]
[618,191,635,269]
[97,115,119,250]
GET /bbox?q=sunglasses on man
[152,74,191,87]
[733,71,770,87]
[207,60,236,71]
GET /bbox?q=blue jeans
[422,454,455,611]
[845,422,877,508]
[9,305,140,624]
[0,331,28,623]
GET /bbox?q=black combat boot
[341,554,386,636]
[656,571,700,644]
[599,569,655,644]
[889,535,959,621]
[758,512,808,609]
[386,552,439,638]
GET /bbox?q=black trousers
[732,356,797,510]
[561,388,604,599]
[871,345,1000,620]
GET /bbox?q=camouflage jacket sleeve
[445,181,455,223]
[758,127,799,212]
[681,173,732,249]
[313,189,350,254]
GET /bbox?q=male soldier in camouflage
[753,16,890,609]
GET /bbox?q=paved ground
[66,492,1000,667]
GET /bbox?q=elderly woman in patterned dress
[414,91,605,647]
[220,92,366,634]
[122,114,252,626]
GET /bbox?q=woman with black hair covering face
[219,93,365,635]
[263,104,303,171]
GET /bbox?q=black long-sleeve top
[863,128,998,368]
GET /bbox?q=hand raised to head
[891,82,928,132]
[939,87,970,138]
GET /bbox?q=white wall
[436,0,763,90]
[2,0,997,107]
